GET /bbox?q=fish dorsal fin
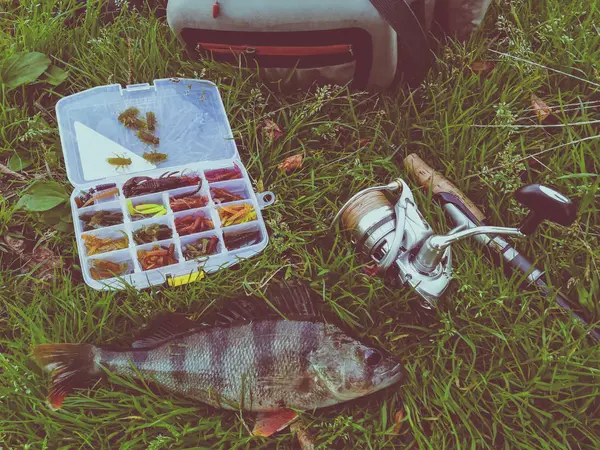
[211,282,324,325]
[132,313,201,349]
[266,282,323,319]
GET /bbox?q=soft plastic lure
[146,111,157,131]
[127,200,167,220]
[142,151,168,164]
[106,154,132,170]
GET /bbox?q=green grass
[1,0,600,448]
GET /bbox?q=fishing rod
[403,153,600,342]
[332,154,599,342]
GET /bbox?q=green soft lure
[127,200,167,218]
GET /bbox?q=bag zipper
[198,43,353,57]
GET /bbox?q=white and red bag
[167,0,491,91]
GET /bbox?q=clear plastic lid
[56,79,239,188]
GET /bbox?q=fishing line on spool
[334,179,410,273]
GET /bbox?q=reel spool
[333,178,452,309]
[338,190,398,269]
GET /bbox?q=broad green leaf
[0,52,51,89]
[42,65,68,86]
[39,207,73,232]
[7,153,33,171]
[17,181,69,212]
[51,219,73,232]
[26,180,69,199]
[22,194,66,211]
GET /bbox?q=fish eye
[364,349,382,366]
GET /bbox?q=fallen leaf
[391,408,405,434]
[470,61,496,74]
[262,119,284,143]
[531,93,552,122]
[291,423,315,450]
[4,236,26,253]
[2,235,62,281]
[278,154,303,174]
[29,247,62,281]
[359,138,372,147]
[363,263,379,277]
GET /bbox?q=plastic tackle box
[56,79,275,291]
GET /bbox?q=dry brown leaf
[391,408,405,434]
[470,61,496,73]
[2,236,62,281]
[27,246,62,281]
[531,94,552,122]
[262,119,284,143]
[278,154,303,174]
[359,138,373,147]
[363,262,379,277]
[291,423,315,450]
[0,161,26,180]
[4,236,26,253]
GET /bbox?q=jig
[210,187,244,204]
[122,171,201,197]
[82,232,129,256]
[224,229,261,250]
[78,187,120,208]
[205,165,242,182]
[118,107,146,130]
[106,154,132,170]
[146,111,157,131]
[127,200,167,220]
[90,259,129,280]
[80,210,123,231]
[218,203,256,227]
[133,224,173,245]
[183,235,219,259]
[175,214,214,236]
[170,195,208,212]
[142,150,168,164]
[138,244,178,270]
[137,130,160,145]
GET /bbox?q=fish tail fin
[33,343,99,410]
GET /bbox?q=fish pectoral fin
[252,409,299,437]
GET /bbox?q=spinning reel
[333,177,576,309]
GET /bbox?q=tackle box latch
[166,270,205,287]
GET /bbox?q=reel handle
[403,153,486,222]
[514,184,577,235]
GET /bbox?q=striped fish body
[99,320,334,411]
[34,283,403,419]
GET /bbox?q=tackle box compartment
[56,79,274,291]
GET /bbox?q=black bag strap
[369,0,433,85]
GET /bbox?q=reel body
[333,179,452,308]
[334,176,577,312]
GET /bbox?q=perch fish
[33,283,403,436]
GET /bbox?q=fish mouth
[373,362,404,389]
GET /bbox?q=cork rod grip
[403,153,486,222]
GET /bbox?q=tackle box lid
[56,79,239,188]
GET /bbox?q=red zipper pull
[213,1,220,18]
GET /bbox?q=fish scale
[34,282,403,421]
[98,320,335,411]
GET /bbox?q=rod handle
[403,153,486,222]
